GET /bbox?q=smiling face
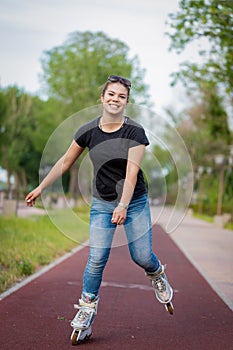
[101,82,129,117]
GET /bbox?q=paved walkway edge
[171,236,233,312]
[0,240,89,301]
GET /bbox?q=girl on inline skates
[25,75,173,345]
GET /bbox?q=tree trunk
[6,169,12,199]
[21,168,28,195]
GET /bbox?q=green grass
[192,212,214,223]
[0,206,90,294]
[225,222,233,230]
[192,211,233,230]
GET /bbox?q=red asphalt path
[0,225,232,350]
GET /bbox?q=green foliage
[0,87,65,193]
[223,168,233,217]
[142,150,167,200]
[31,96,65,153]
[178,88,231,167]
[167,0,233,97]
[0,86,34,194]
[143,144,179,205]
[40,31,151,114]
[204,89,231,144]
[176,87,233,216]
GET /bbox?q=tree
[176,87,232,214]
[149,144,178,204]
[23,96,65,190]
[40,31,151,115]
[0,84,68,197]
[178,92,230,166]
[204,87,231,145]
[167,0,233,99]
[0,86,34,197]
[166,1,233,215]
[30,96,65,154]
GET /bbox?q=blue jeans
[82,193,160,299]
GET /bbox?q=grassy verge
[225,222,233,230]
[192,212,214,223]
[0,206,90,294]
[192,212,233,230]
[193,212,233,231]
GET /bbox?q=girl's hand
[25,186,42,207]
[111,205,127,225]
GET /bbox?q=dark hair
[102,75,131,102]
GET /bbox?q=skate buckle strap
[155,264,166,278]
[74,297,99,313]
[146,264,166,280]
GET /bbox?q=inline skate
[70,296,99,345]
[146,264,174,315]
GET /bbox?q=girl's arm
[25,141,84,206]
[111,144,146,225]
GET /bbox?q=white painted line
[67,280,179,293]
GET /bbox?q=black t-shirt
[74,116,149,202]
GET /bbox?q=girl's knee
[130,251,149,269]
[87,249,110,272]
[130,250,158,271]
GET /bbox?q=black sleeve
[128,126,150,148]
[73,118,98,148]
[74,125,88,148]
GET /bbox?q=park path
[0,221,232,349]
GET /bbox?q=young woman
[25,75,173,345]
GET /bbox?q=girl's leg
[71,196,117,345]
[124,194,174,313]
[82,198,116,299]
[124,194,160,272]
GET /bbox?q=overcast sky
[0,0,204,112]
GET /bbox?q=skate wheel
[71,329,80,345]
[165,302,174,315]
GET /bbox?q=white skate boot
[146,264,174,315]
[70,296,99,345]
